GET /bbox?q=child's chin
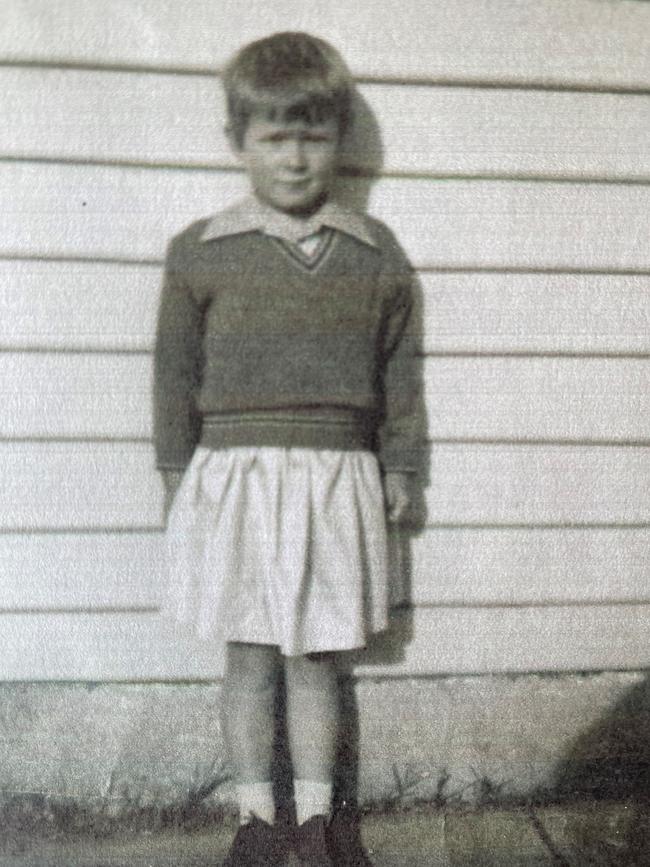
[273,190,327,216]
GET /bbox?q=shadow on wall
[335,86,431,674]
[549,673,650,863]
[333,88,384,213]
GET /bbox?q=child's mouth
[279,178,312,188]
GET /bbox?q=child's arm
[161,469,184,522]
[153,236,204,509]
[376,230,422,523]
[384,471,411,523]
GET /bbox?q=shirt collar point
[199,196,379,249]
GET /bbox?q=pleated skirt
[163,446,390,656]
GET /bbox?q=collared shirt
[199,195,379,249]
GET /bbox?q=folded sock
[236,781,275,826]
[294,778,333,826]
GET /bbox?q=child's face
[232,113,340,215]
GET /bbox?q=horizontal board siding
[0,261,158,351]
[0,609,219,681]
[0,604,648,680]
[2,442,649,530]
[0,533,161,610]
[416,273,650,354]
[3,1,649,680]
[4,162,650,270]
[3,528,649,612]
[352,604,650,677]
[1,443,160,530]
[3,0,650,89]
[421,444,650,526]
[410,527,650,606]
[6,354,650,442]
[3,353,151,439]
[4,68,650,180]
[4,263,650,355]
[421,358,650,442]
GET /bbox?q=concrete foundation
[0,671,648,829]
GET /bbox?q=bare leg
[284,652,339,782]
[222,641,280,784]
[285,651,339,834]
[221,643,291,860]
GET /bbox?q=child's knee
[285,651,338,689]
[225,641,279,692]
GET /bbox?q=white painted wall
[1,0,649,679]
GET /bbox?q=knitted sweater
[153,203,419,473]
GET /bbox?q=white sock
[294,778,333,826]
[236,781,275,826]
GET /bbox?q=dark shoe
[294,814,333,866]
[222,816,287,866]
[326,808,374,867]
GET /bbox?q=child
[154,31,418,866]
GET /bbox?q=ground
[2,800,648,866]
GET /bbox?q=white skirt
[163,446,391,656]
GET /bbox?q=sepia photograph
[0,1,649,864]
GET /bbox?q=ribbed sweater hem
[198,409,374,453]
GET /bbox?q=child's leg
[284,652,339,825]
[222,641,280,825]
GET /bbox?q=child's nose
[283,138,307,169]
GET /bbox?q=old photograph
[1,1,649,863]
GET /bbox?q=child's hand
[162,470,184,523]
[383,471,411,523]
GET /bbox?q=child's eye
[258,132,291,144]
[261,132,332,145]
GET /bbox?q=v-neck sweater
[153,214,419,473]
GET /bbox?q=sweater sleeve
[376,233,422,474]
[153,237,204,472]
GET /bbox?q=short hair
[223,32,354,146]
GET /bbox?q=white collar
[200,196,378,248]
